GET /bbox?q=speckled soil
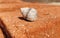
[0,0,60,38]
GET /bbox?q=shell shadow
[18,17,32,22]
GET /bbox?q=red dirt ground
[0,0,60,38]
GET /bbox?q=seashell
[21,7,30,18]
[21,7,37,22]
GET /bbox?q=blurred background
[21,0,60,5]
[21,0,60,3]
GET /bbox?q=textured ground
[0,0,60,38]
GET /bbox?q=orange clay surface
[0,0,60,38]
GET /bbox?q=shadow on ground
[18,17,32,22]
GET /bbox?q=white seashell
[26,8,37,21]
[21,7,30,18]
[21,7,37,22]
